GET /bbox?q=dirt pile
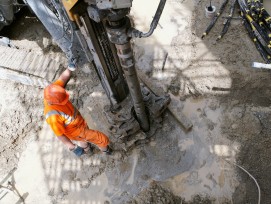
[128,181,184,204]
[0,80,43,175]
[128,181,230,204]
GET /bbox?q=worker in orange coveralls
[44,63,112,157]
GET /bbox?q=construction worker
[43,64,112,157]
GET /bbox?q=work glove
[71,145,84,157]
[67,57,77,71]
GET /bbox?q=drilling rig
[0,0,170,149]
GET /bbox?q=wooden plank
[0,46,62,81]
[27,54,40,74]
[20,52,35,72]
[0,47,11,66]
[167,93,193,131]
[39,56,51,78]
[45,60,60,82]
[1,48,17,68]
[33,56,46,76]
[11,51,28,70]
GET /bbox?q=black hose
[128,0,166,38]
[201,0,229,39]
[238,0,271,62]
[217,0,237,40]
[241,12,271,63]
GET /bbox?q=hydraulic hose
[238,0,271,62]
[128,0,166,38]
[216,0,237,41]
[201,0,229,39]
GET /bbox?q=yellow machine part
[62,0,79,21]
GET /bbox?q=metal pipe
[115,43,150,131]
[128,0,166,38]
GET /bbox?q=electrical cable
[224,159,261,204]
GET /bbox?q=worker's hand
[71,145,84,157]
[67,57,77,72]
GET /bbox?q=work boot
[83,144,94,156]
[103,146,113,155]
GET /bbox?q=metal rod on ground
[222,16,241,19]
[161,52,168,71]
[201,0,229,39]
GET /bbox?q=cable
[128,0,167,38]
[225,159,261,204]
[238,0,271,62]
[201,0,229,39]
[216,0,237,40]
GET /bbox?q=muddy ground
[1,0,271,203]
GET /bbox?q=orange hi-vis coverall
[44,80,109,148]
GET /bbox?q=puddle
[182,98,206,116]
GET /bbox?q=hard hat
[44,84,69,105]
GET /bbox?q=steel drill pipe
[115,43,150,131]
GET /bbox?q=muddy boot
[103,146,113,155]
[83,144,94,156]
